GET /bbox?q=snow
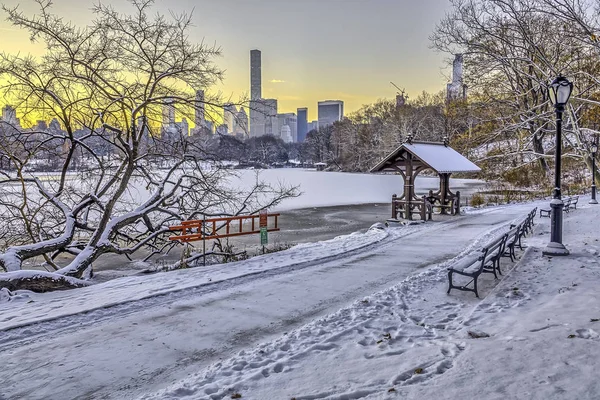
[0,224,392,332]
[2,196,599,399]
[404,142,481,173]
[137,199,600,400]
[372,142,481,174]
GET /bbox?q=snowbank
[0,224,398,332]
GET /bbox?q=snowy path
[0,203,537,399]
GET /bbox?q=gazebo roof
[370,141,481,174]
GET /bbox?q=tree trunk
[532,135,550,176]
[0,271,90,293]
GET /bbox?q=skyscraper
[277,112,297,142]
[250,50,261,100]
[263,99,278,136]
[297,107,308,142]
[447,54,467,101]
[235,107,248,137]
[223,103,238,133]
[280,125,292,143]
[162,98,175,128]
[317,100,344,129]
[250,49,262,137]
[195,89,205,129]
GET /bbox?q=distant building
[263,99,278,136]
[216,124,228,135]
[277,112,297,142]
[205,120,214,134]
[224,103,237,134]
[195,89,205,129]
[307,120,318,133]
[49,118,62,132]
[179,118,189,137]
[35,120,47,131]
[317,100,343,129]
[280,124,293,143]
[297,107,308,142]
[395,93,406,108]
[250,98,278,137]
[235,107,248,136]
[250,49,262,137]
[162,98,175,129]
[251,50,262,101]
[447,54,467,101]
[1,105,21,129]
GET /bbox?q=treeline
[208,91,460,170]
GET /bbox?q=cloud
[269,79,286,84]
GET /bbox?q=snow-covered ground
[3,195,598,400]
[138,199,600,400]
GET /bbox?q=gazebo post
[405,153,414,220]
[439,173,447,214]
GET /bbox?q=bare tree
[432,0,600,185]
[0,0,297,289]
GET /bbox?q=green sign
[260,227,268,245]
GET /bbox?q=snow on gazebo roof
[370,141,481,174]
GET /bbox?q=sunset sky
[1,0,454,121]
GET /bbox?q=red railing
[169,213,280,243]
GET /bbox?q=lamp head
[548,76,573,111]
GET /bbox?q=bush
[470,193,485,207]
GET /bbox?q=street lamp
[591,135,598,204]
[543,76,573,257]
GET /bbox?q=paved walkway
[0,203,538,400]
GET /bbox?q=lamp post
[590,135,598,205]
[543,76,573,257]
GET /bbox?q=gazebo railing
[391,191,461,221]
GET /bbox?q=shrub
[470,193,485,207]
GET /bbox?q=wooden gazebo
[370,138,481,221]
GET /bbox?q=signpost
[259,209,268,251]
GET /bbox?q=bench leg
[474,277,479,298]
[447,270,453,294]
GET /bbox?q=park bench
[448,207,536,297]
[502,223,522,262]
[567,195,579,211]
[447,233,508,298]
[540,197,574,218]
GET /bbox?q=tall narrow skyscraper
[297,108,308,142]
[250,49,262,137]
[250,50,261,100]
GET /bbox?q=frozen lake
[231,169,486,211]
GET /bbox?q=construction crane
[390,82,408,106]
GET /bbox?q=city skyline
[0,0,454,121]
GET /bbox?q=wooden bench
[447,233,508,298]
